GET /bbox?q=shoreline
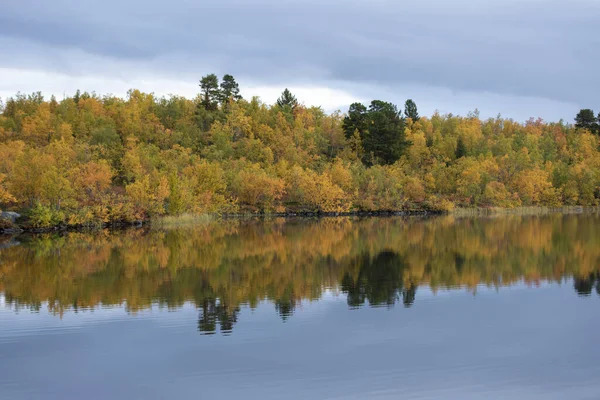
[1,206,599,236]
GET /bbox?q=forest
[1,74,600,228]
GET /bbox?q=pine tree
[219,74,241,105]
[199,74,220,111]
[366,100,409,165]
[342,102,368,139]
[276,88,298,110]
[404,99,419,121]
[343,101,410,165]
[575,109,599,134]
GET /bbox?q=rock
[1,211,21,223]
[1,228,23,234]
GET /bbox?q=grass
[451,206,600,217]
[150,213,216,228]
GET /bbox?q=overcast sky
[1,0,598,121]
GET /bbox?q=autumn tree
[0,173,15,207]
[3,84,600,230]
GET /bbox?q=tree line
[1,75,600,228]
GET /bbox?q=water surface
[1,215,599,399]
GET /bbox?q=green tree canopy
[404,99,419,121]
[455,135,467,159]
[219,74,242,105]
[575,109,599,134]
[342,102,368,139]
[199,74,220,111]
[276,88,298,110]
[343,100,410,165]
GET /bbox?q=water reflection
[341,251,416,308]
[198,299,239,335]
[1,214,599,335]
[573,273,600,297]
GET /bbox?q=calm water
[1,215,599,399]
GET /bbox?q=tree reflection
[573,273,600,297]
[274,287,298,321]
[198,298,240,335]
[341,251,418,309]
[342,252,406,308]
[0,214,599,335]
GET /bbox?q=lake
[1,214,599,399]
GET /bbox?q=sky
[1,0,598,122]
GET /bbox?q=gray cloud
[1,0,599,119]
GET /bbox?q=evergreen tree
[575,109,599,134]
[276,88,298,110]
[366,100,409,165]
[219,74,241,105]
[342,102,368,139]
[404,99,419,121]
[426,135,434,148]
[199,74,220,111]
[455,135,467,159]
[344,101,410,165]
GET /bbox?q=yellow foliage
[126,173,170,217]
[0,141,25,174]
[72,161,113,204]
[2,89,600,226]
[289,166,351,213]
[0,173,15,205]
[456,166,481,204]
[403,176,426,204]
[483,182,519,208]
[327,159,356,194]
[512,168,553,205]
[20,103,55,145]
[232,164,286,212]
[184,160,229,213]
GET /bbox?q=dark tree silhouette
[573,273,599,297]
[342,102,369,139]
[455,135,467,159]
[219,74,242,105]
[341,251,412,308]
[199,74,220,111]
[198,298,240,335]
[404,99,420,121]
[575,109,599,134]
[343,100,410,165]
[276,88,298,110]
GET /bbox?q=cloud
[1,0,598,121]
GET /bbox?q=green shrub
[28,203,65,228]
